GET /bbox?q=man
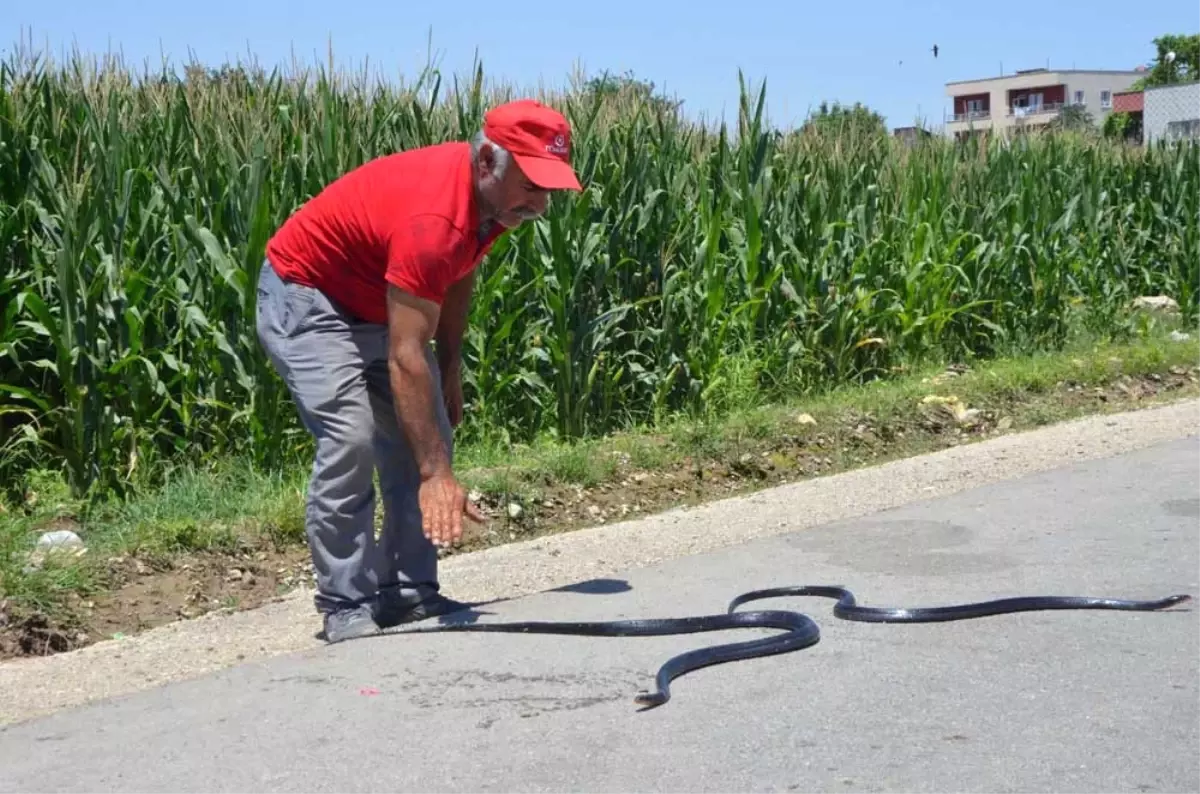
[255,99,583,643]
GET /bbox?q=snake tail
[726,586,1193,623]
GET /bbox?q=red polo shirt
[265,142,505,325]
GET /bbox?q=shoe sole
[323,615,383,644]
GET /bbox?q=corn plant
[1,46,1196,501]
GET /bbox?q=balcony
[1006,101,1067,119]
[948,109,992,123]
[948,90,991,126]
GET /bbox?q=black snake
[389,586,1192,709]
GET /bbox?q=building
[944,67,1144,138]
[892,125,933,147]
[1106,83,1200,144]
[1110,88,1145,142]
[1143,82,1200,143]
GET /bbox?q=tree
[582,70,683,116]
[799,101,887,140]
[1048,103,1095,133]
[1132,34,1200,88]
[1103,111,1143,143]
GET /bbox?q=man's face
[478,143,551,228]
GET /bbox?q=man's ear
[477,142,498,180]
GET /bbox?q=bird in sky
[932,44,939,58]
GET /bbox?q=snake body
[391,608,821,708]
[726,585,1193,622]
[390,586,1191,709]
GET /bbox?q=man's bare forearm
[389,341,452,480]
[434,271,475,371]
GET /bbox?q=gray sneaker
[375,589,469,629]
[323,604,382,643]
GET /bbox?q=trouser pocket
[256,259,318,360]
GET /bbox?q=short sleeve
[384,216,463,305]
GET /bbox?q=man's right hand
[419,472,486,547]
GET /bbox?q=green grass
[0,459,309,612]
[458,323,1200,493]
[1,320,1195,629]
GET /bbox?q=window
[1101,90,1112,109]
[1166,119,1200,140]
[1074,90,1085,105]
[956,96,989,121]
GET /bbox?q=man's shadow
[315,577,634,640]
[409,577,635,628]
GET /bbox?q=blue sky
[6,0,1198,131]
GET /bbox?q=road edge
[1,397,1197,727]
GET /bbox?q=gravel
[1,397,1196,727]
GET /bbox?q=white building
[944,67,1144,138]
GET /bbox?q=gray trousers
[254,259,452,614]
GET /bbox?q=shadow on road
[422,577,635,627]
[312,577,638,638]
[547,577,632,595]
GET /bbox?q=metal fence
[1144,83,1200,144]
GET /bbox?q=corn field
[1,49,1197,501]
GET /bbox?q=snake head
[633,690,668,710]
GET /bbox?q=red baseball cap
[483,99,583,192]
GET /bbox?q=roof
[945,69,1143,86]
[1112,91,1144,112]
[892,126,933,137]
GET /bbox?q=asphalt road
[2,437,1197,794]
